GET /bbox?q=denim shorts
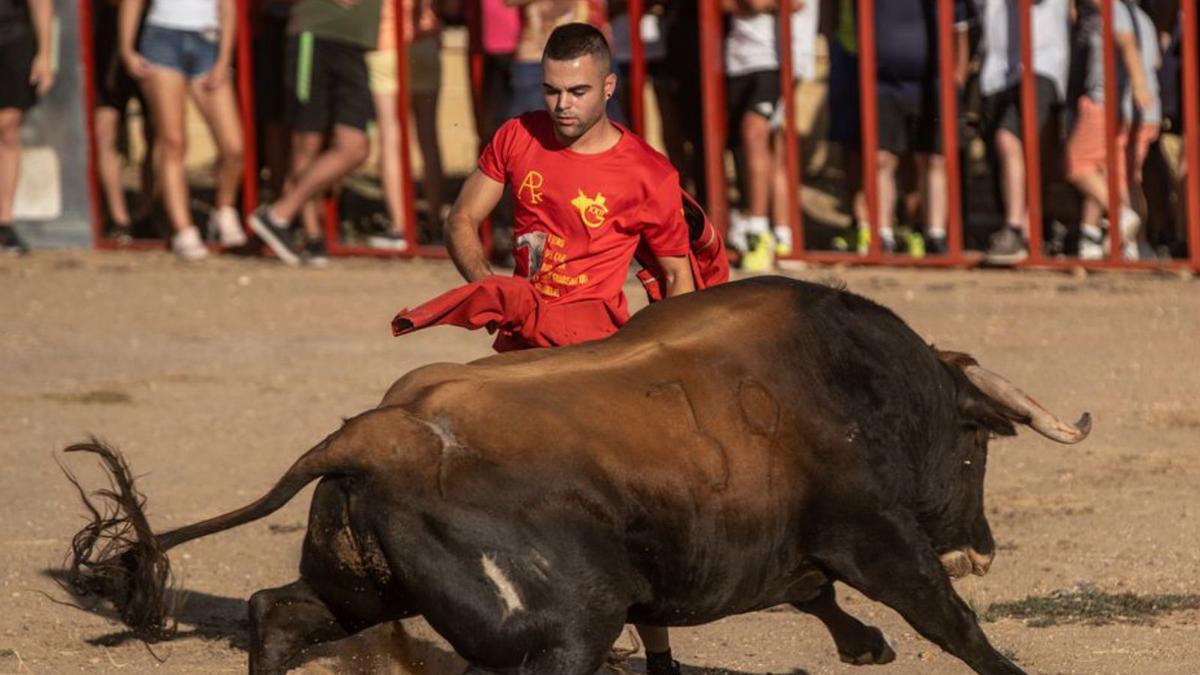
[139,24,219,79]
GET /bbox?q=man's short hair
[543,23,612,73]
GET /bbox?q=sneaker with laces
[1118,207,1141,261]
[208,206,248,248]
[248,206,300,266]
[985,226,1028,265]
[926,232,948,255]
[726,212,750,254]
[367,230,409,251]
[0,224,30,255]
[300,238,329,268]
[171,226,209,261]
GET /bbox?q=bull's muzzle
[940,548,994,579]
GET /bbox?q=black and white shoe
[300,238,329,268]
[0,224,30,255]
[247,206,300,266]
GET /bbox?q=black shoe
[926,233,948,255]
[248,206,300,266]
[645,650,682,675]
[0,224,29,255]
[107,221,134,244]
[300,238,329,268]
[985,226,1028,265]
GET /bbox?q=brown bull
[61,276,1090,675]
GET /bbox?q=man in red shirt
[443,21,695,349]
[438,22,691,674]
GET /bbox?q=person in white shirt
[972,0,1071,264]
[120,0,247,260]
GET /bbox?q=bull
[60,276,1090,675]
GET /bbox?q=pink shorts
[1066,96,1129,185]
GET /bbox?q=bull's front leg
[813,513,1025,675]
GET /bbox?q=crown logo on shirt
[571,189,608,229]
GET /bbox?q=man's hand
[29,51,54,96]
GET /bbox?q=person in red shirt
[442,21,696,353]
[436,21,690,675]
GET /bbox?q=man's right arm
[445,169,507,283]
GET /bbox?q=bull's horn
[963,365,1092,444]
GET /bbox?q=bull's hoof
[838,628,896,666]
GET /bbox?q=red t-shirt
[478,111,690,328]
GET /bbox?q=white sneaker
[208,206,247,247]
[172,227,209,261]
[1118,207,1141,261]
[773,224,794,256]
[726,212,750,254]
[1079,224,1106,261]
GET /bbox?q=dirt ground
[1,251,1198,674]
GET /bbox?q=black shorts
[0,30,37,112]
[877,92,942,155]
[727,69,781,126]
[285,33,374,133]
[981,75,1058,141]
[92,14,140,111]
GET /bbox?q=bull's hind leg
[793,583,896,665]
[248,579,349,675]
[817,513,1024,675]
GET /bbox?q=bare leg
[372,91,406,236]
[994,128,1026,231]
[770,130,790,231]
[140,66,194,234]
[271,125,368,240]
[876,149,900,242]
[921,152,948,237]
[741,112,773,219]
[188,75,244,209]
[0,108,25,223]
[94,107,133,226]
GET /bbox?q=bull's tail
[59,409,404,638]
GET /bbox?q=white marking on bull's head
[481,554,525,617]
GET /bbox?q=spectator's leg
[741,111,773,221]
[272,125,369,239]
[94,106,132,227]
[0,107,21,224]
[922,152,948,240]
[188,75,244,211]
[771,129,790,237]
[876,149,900,248]
[141,66,195,234]
[994,128,1027,231]
[372,89,406,237]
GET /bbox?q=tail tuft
[59,439,176,639]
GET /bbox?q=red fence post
[1018,0,1044,261]
[1100,0,1123,260]
[78,0,104,248]
[699,0,729,233]
[1182,0,1200,271]
[627,0,646,136]
[777,0,804,258]
[236,0,259,217]
[396,5,420,255]
[937,0,964,261]
[856,0,880,258]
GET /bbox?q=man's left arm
[656,255,695,297]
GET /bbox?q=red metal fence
[79,0,1200,272]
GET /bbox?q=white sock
[745,215,770,236]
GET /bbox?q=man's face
[542,54,617,142]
